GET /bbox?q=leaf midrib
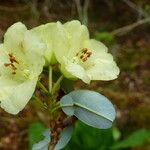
[61,102,113,122]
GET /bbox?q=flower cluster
[34,21,119,83]
[0,20,119,114]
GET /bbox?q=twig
[122,0,148,18]
[29,0,40,25]
[42,0,54,20]
[0,5,29,12]
[74,0,89,25]
[71,1,76,17]
[83,0,90,26]
[111,17,150,36]
[74,0,82,22]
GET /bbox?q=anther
[82,48,88,53]
[87,52,92,55]
[9,53,19,64]
[87,52,92,57]
[8,53,13,58]
[83,58,87,62]
[80,55,84,59]
[4,63,11,67]
[10,64,17,70]
[12,72,16,75]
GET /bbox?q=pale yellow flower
[32,23,57,65]
[52,20,120,83]
[0,22,46,114]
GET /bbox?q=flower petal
[61,58,90,84]
[4,22,27,53]
[84,40,120,80]
[87,59,120,81]
[64,20,89,57]
[53,20,89,63]
[32,23,57,64]
[83,39,108,55]
[0,44,8,67]
[23,31,46,77]
[52,22,70,63]
[0,78,37,114]
[0,76,21,87]
[0,22,45,114]
[23,31,46,56]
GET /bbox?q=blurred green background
[0,0,150,150]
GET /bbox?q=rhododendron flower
[32,23,57,65]
[52,20,120,83]
[0,22,46,114]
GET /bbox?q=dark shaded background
[0,0,150,150]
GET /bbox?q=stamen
[76,53,79,56]
[83,58,87,62]
[75,48,92,63]
[87,52,92,57]
[82,48,88,53]
[9,53,19,64]
[12,72,16,75]
[80,55,84,59]
[4,63,11,67]
[4,53,19,75]
[80,48,92,62]
[10,64,17,70]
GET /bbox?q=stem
[51,75,63,95]
[48,143,56,150]
[49,66,52,93]
[32,96,47,110]
[48,116,77,150]
[38,81,49,94]
[51,103,61,113]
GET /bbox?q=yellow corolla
[52,20,120,84]
[0,22,46,114]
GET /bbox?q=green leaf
[32,126,73,150]
[28,122,46,148]
[54,126,74,150]
[60,94,74,116]
[64,121,114,150]
[61,78,74,93]
[112,127,121,141]
[32,129,50,150]
[60,90,116,129]
[94,32,114,43]
[111,129,150,149]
